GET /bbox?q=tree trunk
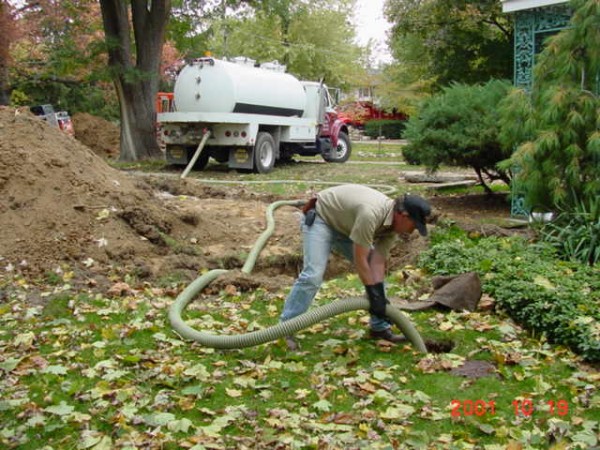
[0,60,8,106]
[474,167,493,194]
[99,0,171,161]
[0,1,13,105]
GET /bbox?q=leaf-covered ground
[1,267,598,449]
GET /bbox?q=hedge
[363,119,406,139]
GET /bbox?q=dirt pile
[0,107,241,280]
[0,107,170,273]
[0,106,313,296]
[72,112,120,159]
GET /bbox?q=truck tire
[254,132,276,174]
[323,131,351,163]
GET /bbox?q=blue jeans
[280,214,390,331]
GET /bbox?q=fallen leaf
[96,209,110,220]
[41,365,68,375]
[533,275,555,290]
[107,282,133,297]
[226,388,242,398]
[312,400,332,412]
[380,405,415,420]
[44,401,75,417]
[358,382,377,393]
[167,418,194,433]
[144,412,176,427]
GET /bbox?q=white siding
[502,0,568,13]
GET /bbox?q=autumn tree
[0,1,16,105]
[5,1,118,116]
[99,0,171,161]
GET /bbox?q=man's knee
[297,271,323,289]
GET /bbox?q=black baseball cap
[398,194,431,236]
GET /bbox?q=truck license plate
[169,147,185,160]
[234,148,250,163]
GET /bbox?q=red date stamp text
[451,399,569,417]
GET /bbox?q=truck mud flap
[317,137,332,156]
[228,147,254,170]
[166,145,190,165]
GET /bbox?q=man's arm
[355,244,389,319]
[353,244,386,286]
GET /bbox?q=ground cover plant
[420,225,600,363]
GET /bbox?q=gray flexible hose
[195,179,398,195]
[169,198,427,353]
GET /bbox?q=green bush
[420,226,600,361]
[363,119,406,139]
[400,142,422,165]
[403,79,513,192]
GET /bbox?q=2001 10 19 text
[450,399,569,417]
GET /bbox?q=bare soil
[0,107,517,299]
[71,112,120,159]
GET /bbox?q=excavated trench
[425,339,455,354]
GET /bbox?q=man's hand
[365,282,389,319]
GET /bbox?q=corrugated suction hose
[169,199,427,353]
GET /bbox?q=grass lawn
[1,270,598,449]
[115,141,420,197]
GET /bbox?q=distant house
[501,0,571,90]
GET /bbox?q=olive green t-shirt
[315,184,397,257]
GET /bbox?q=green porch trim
[513,5,572,90]
[510,4,571,216]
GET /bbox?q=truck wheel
[254,132,276,174]
[323,131,351,163]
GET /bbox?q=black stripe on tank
[233,103,304,117]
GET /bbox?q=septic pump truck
[156,56,352,174]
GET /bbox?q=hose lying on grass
[169,198,428,353]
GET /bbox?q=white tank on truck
[157,56,351,174]
[173,57,307,117]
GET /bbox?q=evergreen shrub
[402,79,512,191]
